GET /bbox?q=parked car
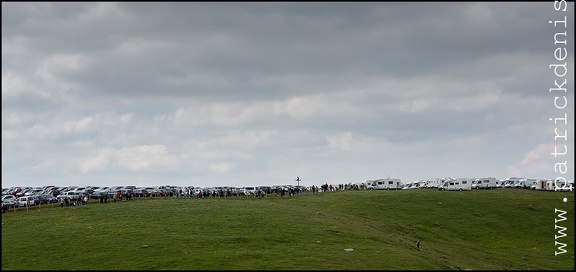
[44,188,61,197]
[56,191,80,201]
[16,188,32,197]
[91,187,110,199]
[7,187,23,196]
[38,194,58,204]
[2,195,17,208]
[17,196,36,207]
[24,188,43,196]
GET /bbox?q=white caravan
[439,178,472,191]
[502,177,523,188]
[550,179,570,191]
[471,177,498,189]
[531,179,550,190]
[424,178,444,189]
[369,178,403,190]
[409,180,425,189]
[417,179,431,189]
[364,180,376,190]
[518,178,537,189]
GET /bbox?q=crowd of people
[2,182,369,212]
[59,194,89,207]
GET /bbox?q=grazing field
[1,189,574,270]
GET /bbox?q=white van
[369,178,403,190]
[402,182,413,189]
[17,196,36,207]
[409,180,423,189]
[242,186,258,196]
[502,177,523,188]
[439,178,471,191]
[424,178,443,189]
[519,178,537,189]
[471,177,498,189]
[364,180,376,190]
[551,179,570,191]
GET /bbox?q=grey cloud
[2,2,574,187]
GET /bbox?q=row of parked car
[1,194,58,208]
[1,184,309,209]
[2,185,99,209]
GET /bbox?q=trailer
[531,179,548,190]
[424,178,444,189]
[519,178,537,189]
[409,180,425,189]
[502,177,523,188]
[418,179,437,189]
[550,179,570,191]
[369,178,403,190]
[471,177,498,189]
[438,178,472,191]
[533,179,567,191]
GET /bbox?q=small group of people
[112,190,133,202]
[97,192,109,203]
[1,202,9,213]
[276,187,300,197]
[60,194,89,207]
[310,183,364,193]
[311,183,333,193]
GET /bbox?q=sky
[2,2,574,189]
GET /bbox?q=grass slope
[2,189,574,270]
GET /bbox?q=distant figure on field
[416,240,421,251]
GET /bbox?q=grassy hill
[1,189,574,270]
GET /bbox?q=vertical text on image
[548,0,571,192]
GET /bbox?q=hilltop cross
[296,176,300,195]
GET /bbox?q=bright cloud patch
[80,144,179,173]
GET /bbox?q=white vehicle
[369,178,402,190]
[519,178,537,189]
[418,180,428,189]
[2,195,17,207]
[562,179,574,192]
[423,178,444,189]
[57,191,80,200]
[531,179,549,190]
[566,180,575,191]
[471,177,498,189]
[551,179,571,191]
[17,196,36,207]
[546,180,557,191]
[536,179,567,191]
[360,180,373,190]
[439,178,472,191]
[402,182,413,189]
[502,177,523,188]
[409,181,423,189]
[242,186,258,196]
[356,180,373,190]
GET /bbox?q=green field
[2,189,574,270]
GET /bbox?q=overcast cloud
[2,2,574,188]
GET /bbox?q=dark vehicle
[38,194,58,204]
[45,188,61,197]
